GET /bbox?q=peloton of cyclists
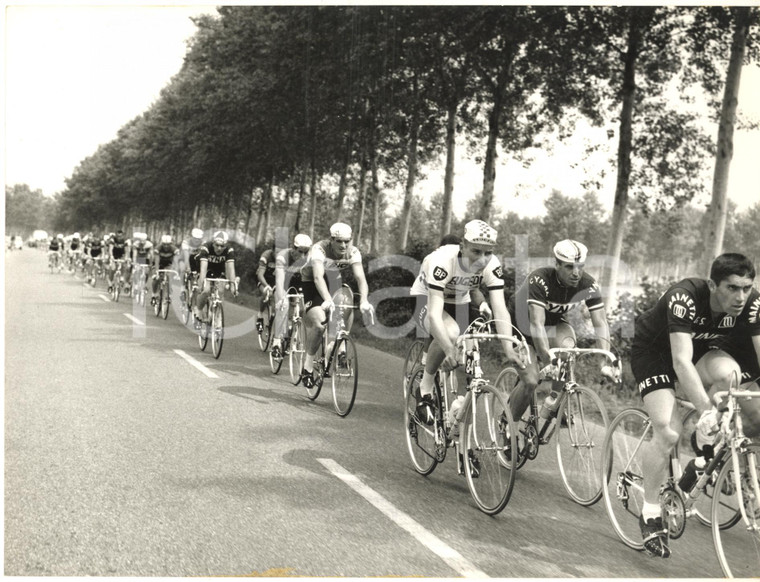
[298,222,374,389]
[631,252,760,558]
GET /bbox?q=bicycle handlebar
[547,347,619,364]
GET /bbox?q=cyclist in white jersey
[410,219,526,423]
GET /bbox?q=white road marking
[124,314,145,326]
[317,458,489,578]
[173,349,219,379]
[99,294,110,302]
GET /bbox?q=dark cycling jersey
[258,249,277,286]
[70,238,80,251]
[198,242,234,279]
[156,243,178,270]
[508,266,604,336]
[48,239,61,252]
[110,234,129,260]
[88,239,104,258]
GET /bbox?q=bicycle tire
[211,303,224,359]
[161,284,170,320]
[462,384,517,515]
[289,320,306,385]
[403,367,441,476]
[257,305,272,351]
[113,281,120,302]
[180,289,190,325]
[198,310,209,351]
[494,366,530,470]
[555,383,609,506]
[712,442,760,578]
[403,340,425,392]
[331,336,358,417]
[600,407,650,551]
[305,340,323,401]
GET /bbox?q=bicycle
[268,287,304,376]
[153,269,178,320]
[403,319,526,515]
[109,259,128,302]
[256,287,275,352]
[197,278,233,359]
[48,251,62,273]
[179,271,199,326]
[131,264,151,306]
[299,289,370,417]
[600,371,760,577]
[494,347,618,506]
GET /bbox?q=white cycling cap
[330,222,352,239]
[212,230,229,244]
[553,239,588,263]
[73,232,80,238]
[191,228,204,239]
[160,234,172,244]
[293,233,312,249]
[463,220,497,247]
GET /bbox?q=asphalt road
[4,249,727,577]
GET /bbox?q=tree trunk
[355,144,369,244]
[243,186,256,237]
[294,165,307,233]
[603,11,648,307]
[335,134,352,222]
[308,158,318,241]
[399,90,420,252]
[441,100,457,235]
[701,7,750,276]
[480,69,509,223]
[370,145,381,254]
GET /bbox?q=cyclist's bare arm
[312,260,332,305]
[529,303,553,364]
[670,332,711,414]
[590,307,612,350]
[350,262,370,306]
[225,261,237,293]
[489,289,525,368]
[198,259,208,289]
[256,262,269,289]
[274,265,287,304]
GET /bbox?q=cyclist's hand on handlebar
[441,346,459,373]
[321,299,334,313]
[478,301,493,320]
[230,281,239,297]
[506,346,526,370]
[601,364,621,382]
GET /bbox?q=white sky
[3,3,760,219]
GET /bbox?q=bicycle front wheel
[331,337,358,417]
[161,286,170,319]
[403,367,441,476]
[258,305,272,351]
[211,303,224,359]
[556,384,609,506]
[494,366,530,470]
[600,408,650,550]
[403,340,425,391]
[462,385,517,515]
[180,289,190,325]
[305,341,323,401]
[712,443,760,578]
[198,312,209,351]
[289,320,306,385]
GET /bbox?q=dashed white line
[124,313,145,326]
[173,349,219,379]
[317,458,489,578]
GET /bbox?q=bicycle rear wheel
[462,385,517,515]
[198,309,209,351]
[269,340,284,374]
[180,288,190,324]
[289,320,306,384]
[494,366,530,470]
[161,285,170,319]
[211,303,224,359]
[712,443,760,578]
[556,384,609,506]
[600,408,650,550]
[331,337,358,417]
[305,341,323,401]
[257,305,272,351]
[403,367,441,476]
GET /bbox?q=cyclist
[68,232,82,270]
[255,241,277,335]
[195,230,238,325]
[85,233,105,285]
[270,233,312,360]
[632,253,760,558]
[179,227,205,305]
[298,222,374,388]
[131,233,153,294]
[151,235,179,306]
[506,239,614,427]
[107,229,130,294]
[410,219,525,425]
[48,234,64,269]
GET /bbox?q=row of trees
[38,7,759,293]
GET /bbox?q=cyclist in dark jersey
[85,234,105,286]
[151,235,179,305]
[194,231,237,325]
[255,242,278,333]
[270,233,312,359]
[107,230,130,293]
[506,239,613,425]
[632,253,759,558]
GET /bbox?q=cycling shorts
[631,341,713,398]
[301,281,354,314]
[415,301,479,338]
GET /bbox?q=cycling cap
[293,233,312,249]
[134,232,147,241]
[73,232,80,238]
[553,239,588,263]
[160,235,172,244]
[57,233,63,239]
[191,228,204,239]
[212,230,229,244]
[463,220,497,247]
[330,222,353,240]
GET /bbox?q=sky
[3,3,760,220]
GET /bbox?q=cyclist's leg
[418,303,461,397]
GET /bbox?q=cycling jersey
[48,239,61,252]
[88,239,104,258]
[300,239,362,283]
[258,249,277,286]
[198,242,234,278]
[276,248,307,289]
[110,235,129,260]
[508,266,604,334]
[69,238,80,251]
[133,240,154,264]
[411,244,504,305]
[181,237,203,273]
[156,242,178,270]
